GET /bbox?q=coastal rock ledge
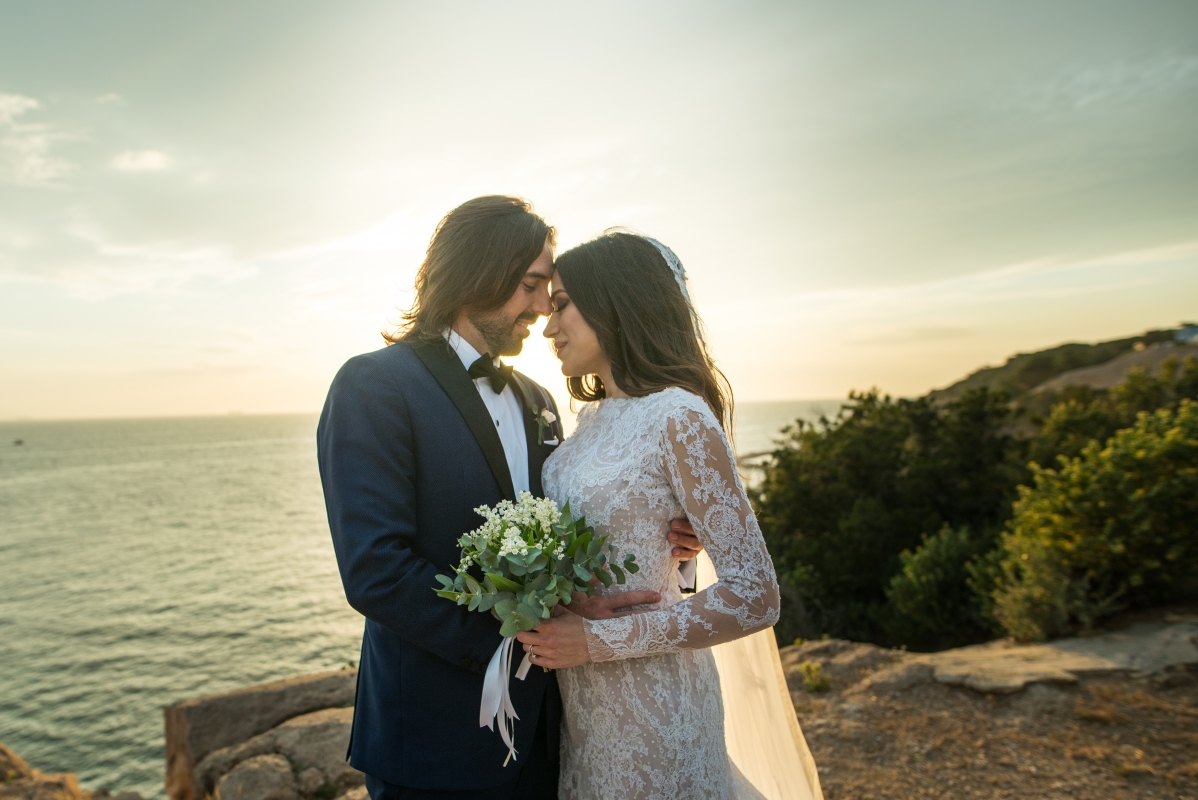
[164,668,361,800]
[0,742,142,800]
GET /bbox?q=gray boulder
[215,755,297,800]
[196,708,362,799]
[848,662,934,695]
[165,669,357,800]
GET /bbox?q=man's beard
[469,308,538,357]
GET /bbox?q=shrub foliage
[993,401,1198,641]
[750,388,1025,647]
[753,354,1198,648]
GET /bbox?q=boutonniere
[536,408,559,446]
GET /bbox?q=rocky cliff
[0,742,141,800]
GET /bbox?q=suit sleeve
[317,352,501,672]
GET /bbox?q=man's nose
[531,287,553,317]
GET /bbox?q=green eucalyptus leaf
[499,617,519,638]
[494,597,518,618]
[595,569,613,588]
[486,573,523,593]
[611,563,625,584]
[514,602,540,627]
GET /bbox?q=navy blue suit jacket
[317,337,565,791]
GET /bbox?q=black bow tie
[468,355,514,394]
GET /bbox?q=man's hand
[563,587,661,620]
[668,518,703,560]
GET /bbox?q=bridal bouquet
[433,491,637,763]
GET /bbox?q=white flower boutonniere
[537,408,558,446]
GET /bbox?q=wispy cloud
[1012,56,1198,115]
[0,92,74,185]
[94,93,123,105]
[709,240,1198,319]
[111,149,172,171]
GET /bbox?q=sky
[1,0,1196,421]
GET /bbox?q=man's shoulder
[333,342,426,389]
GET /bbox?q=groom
[317,196,703,799]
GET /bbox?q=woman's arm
[516,404,779,667]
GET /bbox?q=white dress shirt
[444,330,530,497]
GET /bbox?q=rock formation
[0,742,142,800]
[163,669,359,800]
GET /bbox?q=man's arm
[317,353,501,672]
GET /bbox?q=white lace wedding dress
[543,387,788,800]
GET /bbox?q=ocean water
[0,400,837,798]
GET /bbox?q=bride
[515,232,821,800]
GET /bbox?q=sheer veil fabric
[697,553,824,800]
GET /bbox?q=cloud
[111,150,172,171]
[0,92,74,185]
[94,93,123,105]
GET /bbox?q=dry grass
[792,667,1198,799]
[1170,762,1198,787]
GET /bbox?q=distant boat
[13,439,23,446]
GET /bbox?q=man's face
[467,241,555,357]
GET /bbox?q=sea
[0,400,839,798]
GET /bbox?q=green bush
[1028,357,1198,468]
[885,525,1001,650]
[751,388,1025,645]
[993,400,1198,641]
[797,661,831,692]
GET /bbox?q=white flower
[539,409,557,425]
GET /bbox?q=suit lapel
[410,338,516,502]
[508,374,547,497]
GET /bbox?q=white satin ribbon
[479,638,533,765]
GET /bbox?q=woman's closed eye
[552,297,571,313]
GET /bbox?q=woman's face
[544,271,607,378]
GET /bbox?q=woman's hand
[515,610,593,670]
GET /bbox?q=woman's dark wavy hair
[384,195,556,344]
[554,231,733,434]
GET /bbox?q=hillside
[927,326,1186,403]
[1033,341,1198,394]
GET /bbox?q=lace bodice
[543,387,780,800]
[545,387,780,661]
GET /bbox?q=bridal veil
[697,553,824,800]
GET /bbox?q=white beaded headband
[640,236,706,346]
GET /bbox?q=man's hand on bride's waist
[668,517,703,560]
[563,584,662,621]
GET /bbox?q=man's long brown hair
[384,195,556,344]
[553,232,734,434]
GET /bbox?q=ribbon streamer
[479,638,533,765]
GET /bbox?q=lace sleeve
[583,404,781,661]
